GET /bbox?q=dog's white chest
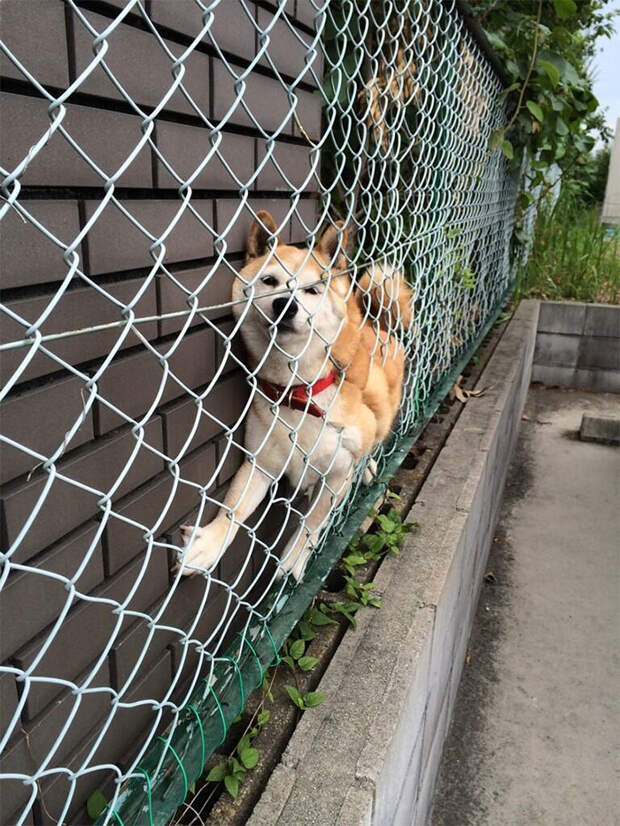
[248,391,360,491]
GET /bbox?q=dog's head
[233,211,351,349]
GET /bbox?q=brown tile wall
[0,1,320,822]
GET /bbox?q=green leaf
[207,763,228,783]
[343,553,366,567]
[297,655,319,672]
[525,101,544,122]
[239,747,259,769]
[329,601,360,627]
[552,0,577,19]
[296,621,316,640]
[237,734,251,754]
[555,118,569,136]
[262,676,274,703]
[362,534,386,554]
[377,514,396,533]
[307,607,337,626]
[257,709,270,726]
[489,128,505,153]
[538,59,560,87]
[289,639,305,660]
[538,49,568,79]
[224,774,240,799]
[282,655,295,670]
[505,60,520,80]
[285,684,304,709]
[485,31,507,52]
[501,139,514,160]
[87,790,107,821]
[303,691,325,708]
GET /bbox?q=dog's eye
[261,276,278,287]
[304,286,319,295]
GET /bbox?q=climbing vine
[470,0,617,212]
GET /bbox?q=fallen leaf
[454,385,468,403]
[450,375,489,403]
[521,414,530,421]
[450,375,468,403]
[484,571,496,584]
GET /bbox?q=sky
[591,0,620,140]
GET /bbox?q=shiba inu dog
[180,211,413,581]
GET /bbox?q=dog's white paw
[277,540,311,583]
[178,522,226,575]
[362,458,378,485]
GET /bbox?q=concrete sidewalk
[431,386,620,826]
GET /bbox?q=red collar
[259,370,338,418]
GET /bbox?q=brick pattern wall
[0,2,321,823]
[532,302,620,393]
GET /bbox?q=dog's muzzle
[272,296,298,326]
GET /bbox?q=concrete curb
[247,300,539,826]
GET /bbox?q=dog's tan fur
[180,211,413,581]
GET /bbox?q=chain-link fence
[1,1,518,824]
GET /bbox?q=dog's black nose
[272,296,298,321]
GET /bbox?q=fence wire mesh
[0,1,519,824]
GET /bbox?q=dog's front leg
[180,459,271,575]
[278,466,352,582]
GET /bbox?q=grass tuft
[516,191,619,305]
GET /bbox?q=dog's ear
[318,220,348,272]
[246,211,281,262]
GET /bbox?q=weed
[182,493,415,810]
[205,704,271,799]
[363,507,412,557]
[516,190,619,304]
[344,576,382,608]
[281,637,319,673]
[325,499,414,628]
[284,685,325,711]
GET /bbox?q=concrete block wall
[248,301,540,826]
[532,301,620,393]
[0,2,320,823]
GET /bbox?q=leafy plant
[341,544,369,576]
[281,637,319,672]
[324,599,363,628]
[206,757,247,800]
[344,576,382,608]
[470,0,616,244]
[515,188,619,304]
[456,265,477,291]
[363,507,412,557]
[329,499,415,626]
[302,604,338,628]
[261,670,274,703]
[284,685,325,711]
[206,705,270,799]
